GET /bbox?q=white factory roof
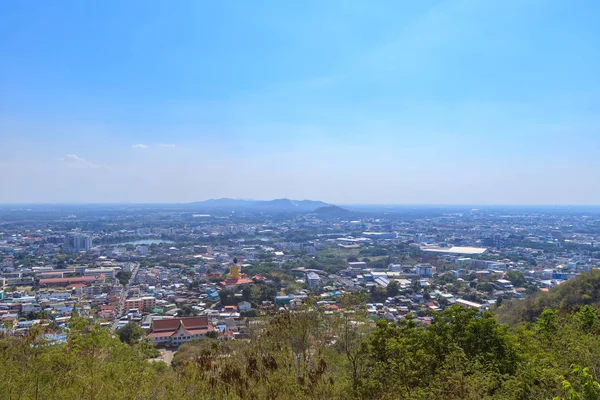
[420,246,488,255]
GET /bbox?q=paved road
[149,349,176,366]
[161,349,175,366]
[111,262,140,331]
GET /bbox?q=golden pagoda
[229,264,241,279]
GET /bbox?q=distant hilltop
[189,198,331,212]
[312,205,353,217]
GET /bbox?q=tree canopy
[3,283,600,399]
[117,321,144,344]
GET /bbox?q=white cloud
[61,154,110,169]
[66,154,84,161]
[132,144,149,149]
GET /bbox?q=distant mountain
[189,198,330,212]
[192,198,259,208]
[312,205,353,217]
[259,199,330,211]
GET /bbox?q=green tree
[438,296,450,308]
[139,340,161,358]
[496,295,504,308]
[535,308,558,335]
[476,282,494,293]
[6,286,600,399]
[526,284,540,295]
[334,293,370,397]
[179,304,197,317]
[241,285,252,302]
[506,270,527,287]
[554,364,600,400]
[117,321,144,345]
[386,280,400,297]
[359,318,432,399]
[240,309,259,318]
[205,330,219,339]
[116,270,132,285]
[369,286,387,302]
[219,289,235,306]
[575,305,599,333]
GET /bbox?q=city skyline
[2,0,600,204]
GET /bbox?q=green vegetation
[117,321,144,344]
[4,276,600,399]
[240,309,259,318]
[116,270,132,285]
[178,304,198,317]
[506,270,527,287]
[497,269,600,325]
[556,365,600,400]
[139,340,161,359]
[358,247,388,257]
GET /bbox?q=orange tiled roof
[66,283,87,289]
[40,275,105,284]
[152,317,209,332]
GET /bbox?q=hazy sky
[1,0,599,204]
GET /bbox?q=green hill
[496,269,600,325]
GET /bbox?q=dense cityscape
[3,1,600,396]
[2,200,599,356]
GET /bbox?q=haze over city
[5,2,600,398]
[2,0,600,204]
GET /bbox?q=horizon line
[1,201,600,208]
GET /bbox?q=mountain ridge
[189,198,330,212]
[312,205,353,217]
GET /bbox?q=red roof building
[148,317,215,346]
[39,274,105,287]
[220,277,252,286]
[66,283,87,289]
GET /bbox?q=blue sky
[1,0,599,204]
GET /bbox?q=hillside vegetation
[496,269,600,325]
[3,295,600,399]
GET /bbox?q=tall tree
[117,321,144,345]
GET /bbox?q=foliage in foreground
[2,302,600,399]
[497,269,600,325]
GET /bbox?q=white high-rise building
[64,234,92,252]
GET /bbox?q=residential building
[495,279,514,290]
[416,263,433,277]
[148,316,214,346]
[39,275,105,287]
[306,272,320,288]
[348,261,367,269]
[85,268,116,280]
[455,298,486,312]
[124,296,156,313]
[64,234,92,252]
